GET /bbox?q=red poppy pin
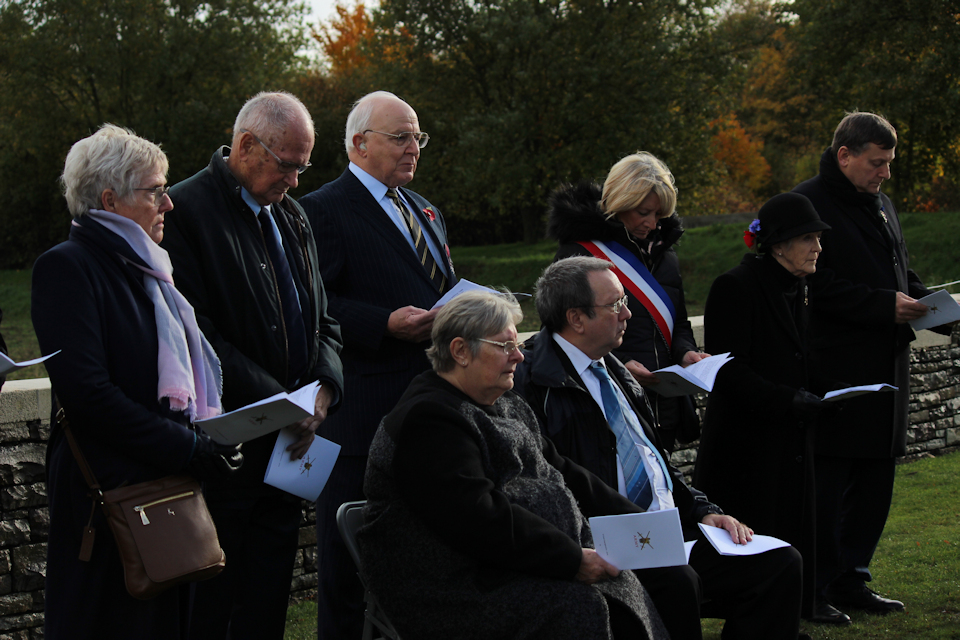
[423,206,437,222]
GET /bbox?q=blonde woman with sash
[546,152,707,452]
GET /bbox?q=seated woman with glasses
[357,290,668,640]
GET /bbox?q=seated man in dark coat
[513,256,805,640]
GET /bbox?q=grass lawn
[283,452,960,639]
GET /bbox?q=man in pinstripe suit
[300,90,457,640]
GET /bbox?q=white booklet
[0,350,61,375]
[589,508,687,570]
[697,523,790,556]
[430,279,498,310]
[649,352,732,397]
[197,381,321,445]
[909,289,960,331]
[264,427,341,502]
[823,383,897,402]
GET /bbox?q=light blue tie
[589,361,673,508]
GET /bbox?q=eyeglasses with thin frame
[477,338,525,355]
[590,295,629,314]
[240,128,312,174]
[363,130,430,149]
[134,185,170,203]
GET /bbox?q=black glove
[186,431,243,478]
[792,388,824,423]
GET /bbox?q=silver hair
[233,91,315,147]
[343,90,403,155]
[60,124,169,218]
[426,290,523,373]
[535,256,613,332]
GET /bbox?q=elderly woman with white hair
[358,290,668,640]
[32,124,241,639]
[547,152,707,452]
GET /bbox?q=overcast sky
[307,0,376,23]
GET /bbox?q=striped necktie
[589,361,673,508]
[386,188,447,293]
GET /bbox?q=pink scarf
[83,210,223,421]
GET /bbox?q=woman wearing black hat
[694,193,846,626]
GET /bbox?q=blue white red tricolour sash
[577,240,676,348]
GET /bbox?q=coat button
[796,456,803,463]
[271,325,278,332]
[261,263,267,270]
[795,352,802,360]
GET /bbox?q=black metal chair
[336,500,402,640]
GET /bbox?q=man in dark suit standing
[513,256,804,640]
[793,112,950,615]
[161,91,344,639]
[299,90,456,639]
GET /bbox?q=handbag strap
[58,408,105,498]
[56,409,103,562]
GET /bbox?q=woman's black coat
[695,253,818,611]
[32,218,198,639]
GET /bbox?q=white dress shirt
[552,333,675,511]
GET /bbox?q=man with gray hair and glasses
[161,91,344,639]
[514,256,805,640]
[299,90,457,639]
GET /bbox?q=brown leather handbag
[61,413,226,600]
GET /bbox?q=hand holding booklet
[697,523,790,556]
[264,427,340,502]
[908,289,960,332]
[589,509,688,570]
[197,381,322,444]
[649,352,732,397]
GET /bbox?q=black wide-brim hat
[756,193,831,252]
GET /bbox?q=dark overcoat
[794,149,944,458]
[513,329,723,536]
[32,218,198,639]
[696,253,818,610]
[299,168,456,456]
[359,371,667,640]
[161,148,344,490]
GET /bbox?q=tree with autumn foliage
[340,0,750,243]
[787,0,960,211]
[707,114,773,213]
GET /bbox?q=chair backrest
[337,500,366,571]
[336,500,403,640]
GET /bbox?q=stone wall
[1,324,957,637]
[0,379,319,639]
